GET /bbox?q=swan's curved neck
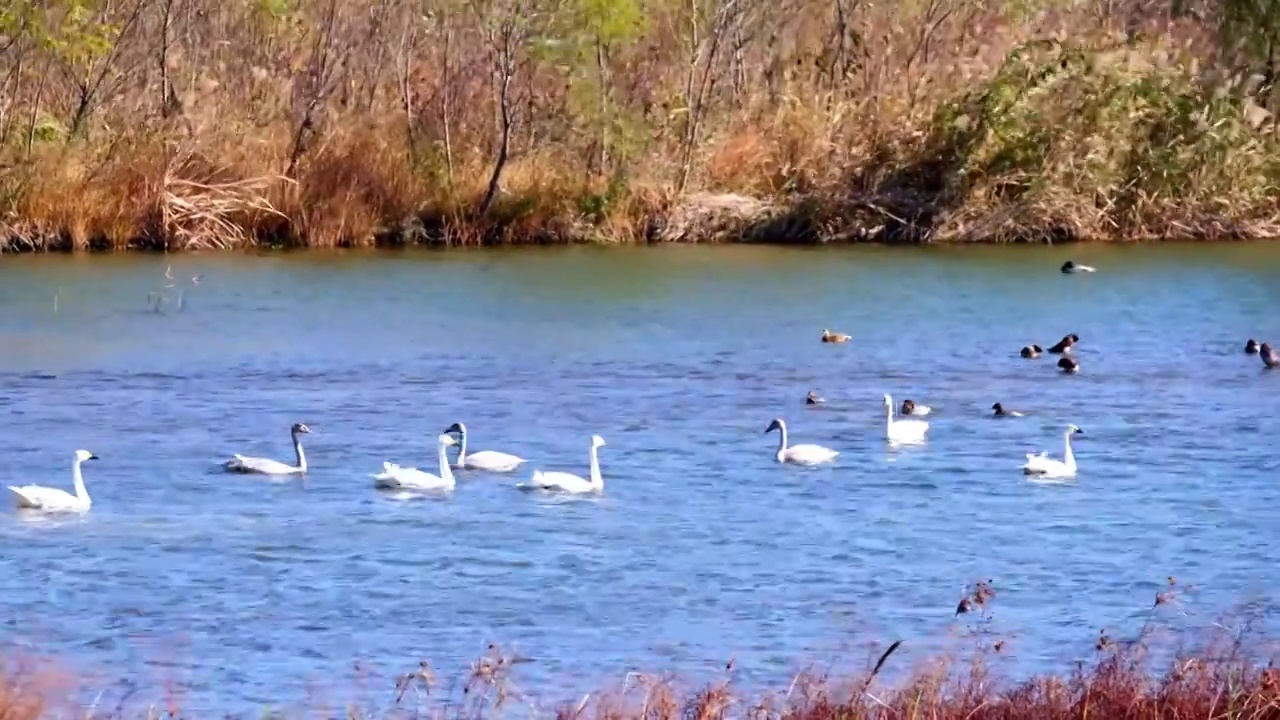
[455,426,468,463]
[1063,432,1076,469]
[589,444,603,490]
[885,400,895,427]
[775,424,789,456]
[438,441,456,484]
[292,431,307,471]
[71,459,89,502]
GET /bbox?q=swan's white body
[446,423,525,472]
[373,434,457,491]
[765,418,838,465]
[519,435,606,494]
[224,424,310,476]
[8,450,98,513]
[884,394,929,444]
[1022,425,1082,478]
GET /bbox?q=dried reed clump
[1,1,1279,251]
[910,37,1280,243]
[4,577,1278,720]
[160,150,294,251]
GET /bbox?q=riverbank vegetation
[2,0,1280,250]
[2,579,1278,718]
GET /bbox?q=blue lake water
[1,244,1278,716]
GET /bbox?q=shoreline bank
[3,3,1280,254]
[4,615,1277,719]
[4,185,1279,255]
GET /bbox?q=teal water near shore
[1,244,1278,715]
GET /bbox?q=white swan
[1022,424,1083,478]
[884,394,929,444]
[373,434,457,491]
[764,418,838,465]
[519,435,606,494]
[444,422,525,472]
[222,423,311,475]
[8,450,98,513]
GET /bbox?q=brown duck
[1048,334,1079,354]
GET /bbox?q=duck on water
[1049,334,1079,354]
[1262,342,1279,369]
[992,403,1024,418]
[900,399,932,416]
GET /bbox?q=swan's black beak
[88,454,99,461]
[445,423,463,434]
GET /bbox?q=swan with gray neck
[223,423,311,476]
[444,422,525,472]
[764,418,838,465]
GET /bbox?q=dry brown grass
[3,578,1278,719]
[1,0,1279,251]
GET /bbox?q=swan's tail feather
[7,486,39,508]
[223,454,252,472]
[518,470,549,492]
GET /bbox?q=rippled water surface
[2,245,1279,715]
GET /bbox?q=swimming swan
[7,449,98,513]
[1022,424,1083,478]
[444,422,525,472]
[222,423,311,475]
[900,399,932,416]
[519,435,606,494]
[373,434,457,491]
[884,394,929,444]
[764,418,839,465]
